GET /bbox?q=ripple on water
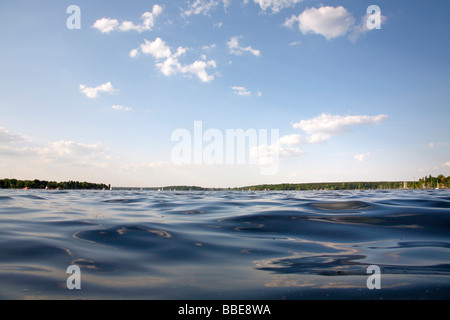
[310,200,373,212]
[74,225,172,249]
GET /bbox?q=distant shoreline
[0,179,109,190]
[112,180,447,191]
[1,175,448,191]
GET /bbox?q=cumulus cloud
[79,82,117,99]
[0,127,29,143]
[250,134,304,164]
[178,60,217,82]
[250,137,304,169]
[140,37,173,59]
[284,5,386,41]
[92,18,119,33]
[292,113,388,143]
[354,152,370,162]
[265,113,387,162]
[132,37,216,82]
[227,36,261,56]
[93,5,163,33]
[284,6,355,40]
[275,135,304,156]
[249,0,304,14]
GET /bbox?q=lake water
[0,189,449,300]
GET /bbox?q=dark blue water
[0,189,449,299]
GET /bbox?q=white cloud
[250,141,303,167]
[227,36,261,56]
[0,139,108,168]
[0,127,29,143]
[222,0,232,10]
[182,0,230,16]
[285,6,355,40]
[263,114,387,163]
[132,37,216,83]
[231,86,262,97]
[444,161,450,167]
[48,140,105,158]
[92,18,119,33]
[0,145,37,156]
[278,134,304,146]
[183,0,220,16]
[93,5,163,33]
[276,135,305,156]
[293,113,388,143]
[179,59,217,82]
[112,105,132,112]
[129,48,139,58]
[251,134,305,163]
[285,5,386,41]
[231,86,251,96]
[140,37,172,59]
[79,82,116,99]
[354,152,370,162]
[36,140,109,168]
[284,15,299,29]
[0,128,115,172]
[202,43,216,50]
[251,0,304,14]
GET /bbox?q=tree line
[238,181,404,191]
[0,179,110,190]
[239,174,450,191]
[2,174,448,191]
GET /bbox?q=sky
[0,0,449,188]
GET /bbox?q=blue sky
[0,0,449,187]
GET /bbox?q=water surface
[0,189,449,299]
